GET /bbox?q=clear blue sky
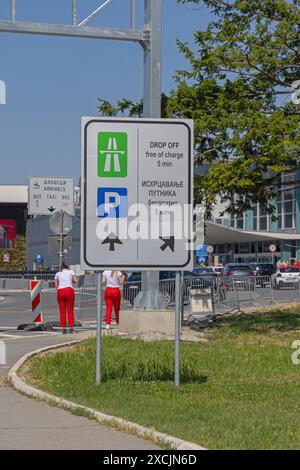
[0,0,210,184]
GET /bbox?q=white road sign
[81,117,193,270]
[28,177,74,216]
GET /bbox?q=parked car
[193,266,221,277]
[272,266,300,289]
[223,263,255,290]
[123,271,199,305]
[223,263,253,277]
[249,262,275,287]
[249,262,275,277]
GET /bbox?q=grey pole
[59,210,64,267]
[131,0,136,30]
[11,0,16,22]
[175,271,181,387]
[181,270,184,322]
[96,271,103,385]
[134,0,164,311]
[72,0,77,25]
[143,0,162,118]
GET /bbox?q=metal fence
[77,274,300,325]
[76,275,98,323]
[0,272,56,280]
[211,275,300,316]
[0,272,56,290]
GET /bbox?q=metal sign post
[269,244,277,267]
[82,116,194,387]
[59,210,64,267]
[49,234,72,258]
[96,271,103,385]
[49,209,73,264]
[175,271,181,387]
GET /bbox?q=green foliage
[97,0,300,217]
[171,0,300,216]
[97,93,170,118]
[0,234,26,271]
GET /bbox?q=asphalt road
[0,291,159,450]
[0,290,68,328]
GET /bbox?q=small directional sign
[28,177,75,216]
[81,117,193,270]
[3,253,9,263]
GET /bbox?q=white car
[272,266,300,289]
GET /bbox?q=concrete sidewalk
[0,331,159,450]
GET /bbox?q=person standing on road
[102,271,125,332]
[55,262,78,334]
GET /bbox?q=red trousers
[105,287,121,325]
[57,287,75,328]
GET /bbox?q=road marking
[0,332,61,341]
[0,333,21,339]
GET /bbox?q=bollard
[30,280,43,324]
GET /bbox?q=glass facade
[230,173,297,233]
[253,204,268,231]
[277,173,295,230]
[211,172,299,264]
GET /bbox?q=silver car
[223,263,255,290]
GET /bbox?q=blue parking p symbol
[97,188,128,219]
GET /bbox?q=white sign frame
[81,117,193,271]
[28,176,75,216]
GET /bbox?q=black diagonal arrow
[48,206,56,213]
[159,236,175,252]
[102,233,123,251]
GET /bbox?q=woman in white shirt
[102,271,125,331]
[55,262,78,334]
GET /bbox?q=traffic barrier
[77,274,300,326]
[30,280,43,324]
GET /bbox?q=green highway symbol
[98,132,127,177]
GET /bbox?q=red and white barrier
[30,280,43,324]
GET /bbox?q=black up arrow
[159,236,175,252]
[48,206,56,213]
[102,233,123,251]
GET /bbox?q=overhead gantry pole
[0,0,163,310]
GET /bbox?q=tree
[97,0,300,218]
[97,94,169,118]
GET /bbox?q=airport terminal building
[208,172,300,265]
[1,175,300,270]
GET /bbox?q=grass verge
[23,308,300,449]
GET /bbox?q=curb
[8,340,206,451]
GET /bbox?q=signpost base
[133,272,166,310]
[133,290,166,310]
[120,309,175,336]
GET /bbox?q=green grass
[25,308,300,449]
